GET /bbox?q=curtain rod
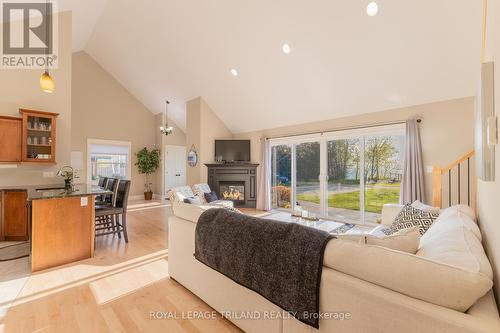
[264,119,421,141]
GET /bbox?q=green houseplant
[135,147,160,200]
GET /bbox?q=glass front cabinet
[20,109,58,164]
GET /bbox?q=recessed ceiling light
[282,43,291,54]
[230,68,238,76]
[366,1,378,16]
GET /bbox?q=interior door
[165,145,186,194]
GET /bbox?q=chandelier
[160,100,174,136]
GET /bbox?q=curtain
[257,138,271,211]
[400,119,425,204]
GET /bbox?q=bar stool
[95,180,131,242]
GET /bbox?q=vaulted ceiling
[63,0,482,133]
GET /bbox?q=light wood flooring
[0,200,242,333]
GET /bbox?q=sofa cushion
[382,204,439,236]
[417,206,492,279]
[433,205,481,240]
[210,200,234,208]
[172,202,213,223]
[323,239,493,312]
[381,204,403,225]
[337,226,421,253]
[170,186,196,202]
[184,196,202,205]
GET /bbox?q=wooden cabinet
[31,196,95,271]
[0,190,28,241]
[0,116,22,162]
[20,109,58,164]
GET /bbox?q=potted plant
[135,147,160,200]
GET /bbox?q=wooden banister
[432,166,443,207]
[431,150,475,208]
[443,150,475,172]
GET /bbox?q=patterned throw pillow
[382,204,439,236]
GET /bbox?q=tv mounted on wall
[215,140,251,162]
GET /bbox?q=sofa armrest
[381,203,403,225]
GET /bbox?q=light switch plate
[426,166,434,174]
[43,171,55,178]
[80,197,88,206]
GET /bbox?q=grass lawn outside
[297,187,400,214]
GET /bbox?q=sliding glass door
[269,125,405,224]
[363,134,405,223]
[327,138,362,223]
[295,142,321,216]
[271,145,292,209]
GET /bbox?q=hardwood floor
[0,200,242,333]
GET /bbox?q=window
[269,125,405,224]
[87,140,131,185]
[271,145,292,209]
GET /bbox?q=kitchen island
[0,184,110,272]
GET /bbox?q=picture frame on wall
[187,145,198,167]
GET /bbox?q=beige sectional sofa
[168,203,500,333]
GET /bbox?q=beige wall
[0,12,72,186]
[234,97,475,203]
[476,0,500,307]
[186,98,202,185]
[186,97,233,185]
[72,51,185,197]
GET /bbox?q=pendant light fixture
[160,101,174,136]
[40,0,54,93]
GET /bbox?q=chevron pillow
[382,204,439,236]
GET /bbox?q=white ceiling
[59,0,109,52]
[70,0,482,133]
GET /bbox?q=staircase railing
[432,151,475,208]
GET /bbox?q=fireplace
[206,163,258,208]
[219,182,245,203]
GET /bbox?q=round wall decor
[187,145,198,167]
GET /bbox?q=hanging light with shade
[160,101,174,136]
[40,0,54,93]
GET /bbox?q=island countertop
[0,183,111,201]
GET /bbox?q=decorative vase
[64,179,72,190]
[144,191,153,200]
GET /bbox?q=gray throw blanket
[194,208,334,329]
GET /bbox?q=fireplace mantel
[205,163,259,208]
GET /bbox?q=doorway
[165,145,186,196]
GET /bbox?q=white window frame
[269,124,405,224]
[86,139,132,185]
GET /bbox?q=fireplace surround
[205,163,258,208]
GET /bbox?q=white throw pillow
[337,226,421,254]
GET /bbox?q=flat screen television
[215,140,251,162]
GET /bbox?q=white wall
[476,0,500,307]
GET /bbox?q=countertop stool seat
[95,180,131,243]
